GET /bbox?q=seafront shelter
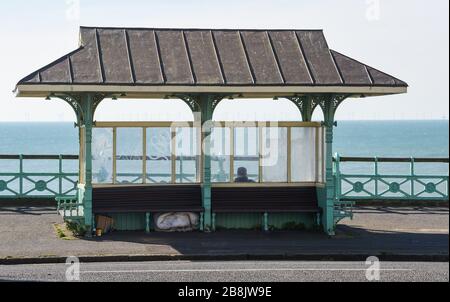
[14,27,407,235]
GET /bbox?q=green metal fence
[0,155,79,199]
[334,154,449,202]
[1,154,448,203]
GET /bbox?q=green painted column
[199,95,214,232]
[321,95,347,236]
[81,94,94,233]
[323,122,335,235]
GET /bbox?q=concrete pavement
[0,206,448,264]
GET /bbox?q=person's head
[237,167,248,178]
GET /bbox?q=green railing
[0,155,79,199]
[2,154,448,203]
[334,154,449,202]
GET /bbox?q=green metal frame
[334,154,449,201]
[0,155,78,199]
[1,93,349,235]
[289,94,349,235]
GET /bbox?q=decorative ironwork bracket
[288,94,350,126]
[174,93,231,114]
[50,93,118,126]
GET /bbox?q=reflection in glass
[92,128,113,183]
[175,128,198,183]
[146,128,172,184]
[291,127,317,182]
[262,127,288,182]
[234,127,259,182]
[211,128,231,182]
[116,128,143,184]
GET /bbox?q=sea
[0,121,448,175]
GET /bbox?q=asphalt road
[1,261,448,282]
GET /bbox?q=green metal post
[324,123,335,235]
[335,153,341,202]
[81,94,94,234]
[19,154,23,197]
[58,155,63,197]
[411,157,415,198]
[375,157,379,196]
[199,95,214,232]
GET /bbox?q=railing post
[58,155,63,197]
[335,153,341,202]
[19,154,23,197]
[410,157,415,198]
[374,157,379,197]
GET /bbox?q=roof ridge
[79,26,325,32]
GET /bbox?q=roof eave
[14,84,407,99]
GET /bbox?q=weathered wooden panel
[156,30,194,84]
[296,31,342,84]
[93,185,203,213]
[18,27,408,89]
[184,31,223,84]
[213,31,254,84]
[97,29,133,84]
[40,58,71,83]
[212,186,319,213]
[240,31,283,84]
[367,66,396,86]
[331,50,372,85]
[70,28,102,83]
[269,31,313,84]
[127,30,164,84]
[110,213,146,231]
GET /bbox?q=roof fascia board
[15,84,407,98]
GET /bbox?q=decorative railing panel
[0,155,79,199]
[2,154,448,203]
[334,155,449,201]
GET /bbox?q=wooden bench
[92,184,204,231]
[211,186,321,231]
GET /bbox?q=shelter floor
[0,207,448,260]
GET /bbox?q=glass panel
[234,127,259,182]
[116,128,143,184]
[92,128,113,184]
[211,127,231,183]
[262,127,288,182]
[291,127,317,182]
[175,127,198,183]
[146,127,172,184]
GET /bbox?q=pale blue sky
[1,0,448,121]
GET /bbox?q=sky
[0,0,448,122]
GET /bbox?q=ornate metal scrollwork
[174,94,230,114]
[52,93,85,125]
[288,95,321,122]
[51,93,112,126]
[289,94,350,124]
[176,94,201,112]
